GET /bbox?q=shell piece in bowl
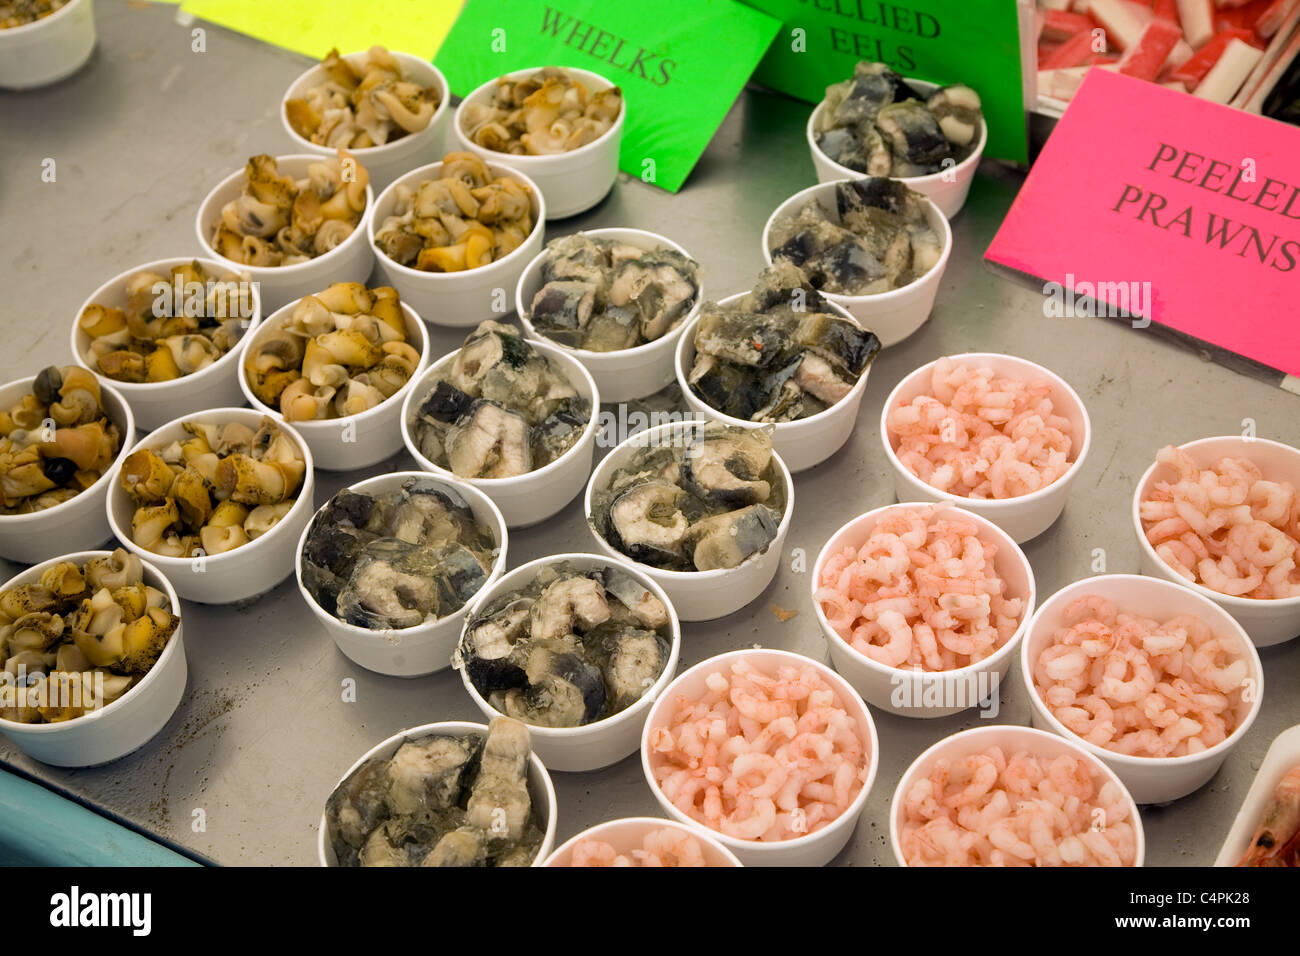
[400,322,598,528]
[543,817,742,867]
[890,725,1145,866]
[194,153,375,313]
[456,553,680,772]
[641,648,877,867]
[584,420,793,621]
[1132,436,1300,647]
[880,352,1092,543]
[0,548,186,768]
[517,228,702,403]
[368,155,546,328]
[71,257,261,431]
[281,48,451,191]
[811,502,1035,718]
[296,472,507,677]
[452,66,625,219]
[106,408,315,604]
[674,261,880,471]
[1020,574,1264,805]
[318,717,557,867]
[761,177,951,347]
[0,368,133,564]
[239,283,429,471]
[0,0,96,90]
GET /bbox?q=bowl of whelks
[296,472,507,678]
[369,152,546,328]
[194,151,375,313]
[0,548,185,768]
[71,257,261,431]
[401,321,599,529]
[880,352,1092,544]
[1020,574,1264,805]
[1214,723,1300,867]
[584,420,794,622]
[455,553,681,772]
[517,228,703,403]
[807,62,987,219]
[0,0,95,90]
[890,725,1145,867]
[452,65,625,219]
[641,648,878,867]
[239,282,429,471]
[812,502,1035,718]
[761,177,951,348]
[318,717,557,867]
[106,408,315,604]
[542,817,742,867]
[675,262,881,472]
[1132,436,1300,648]
[281,46,451,191]
[0,366,132,565]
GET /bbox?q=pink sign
[986,69,1300,379]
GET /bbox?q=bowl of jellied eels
[516,228,702,403]
[456,555,680,772]
[401,320,598,528]
[761,177,952,349]
[585,422,793,622]
[320,716,556,867]
[296,473,506,677]
[676,259,880,472]
[807,60,985,218]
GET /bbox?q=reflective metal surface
[1,1,1296,865]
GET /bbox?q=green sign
[741,0,1027,163]
[434,0,782,192]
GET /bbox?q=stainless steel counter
[1,0,1296,866]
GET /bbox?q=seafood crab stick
[1119,19,1187,79]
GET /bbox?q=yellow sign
[178,0,466,59]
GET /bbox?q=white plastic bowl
[890,725,1145,866]
[0,0,95,90]
[762,179,952,347]
[296,471,507,677]
[806,77,987,219]
[0,373,133,565]
[317,719,558,866]
[812,502,1035,718]
[71,256,262,431]
[1214,723,1300,866]
[452,66,626,219]
[641,648,878,867]
[457,553,680,772]
[194,154,375,314]
[239,296,429,471]
[401,337,599,528]
[675,292,871,472]
[584,420,794,622]
[106,407,315,604]
[0,549,185,767]
[880,352,1092,543]
[1020,574,1264,805]
[542,816,742,867]
[1132,435,1300,647]
[517,228,701,403]
[281,51,452,191]
[369,158,546,328]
